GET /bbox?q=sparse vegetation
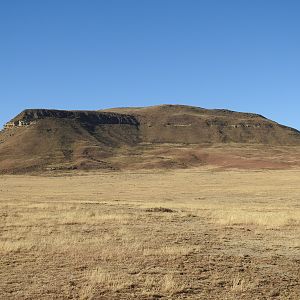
[1,169,300,299]
[231,274,255,292]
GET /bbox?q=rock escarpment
[10,109,139,126]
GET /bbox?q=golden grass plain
[1,168,300,299]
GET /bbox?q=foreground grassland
[1,169,300,299]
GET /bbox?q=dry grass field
[1,168,300,299]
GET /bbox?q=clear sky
[1,0,300,129]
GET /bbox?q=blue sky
[1,0,300,129]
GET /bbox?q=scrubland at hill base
[1,168,300,299]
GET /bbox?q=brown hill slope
[0,110,140,173]
[103,105,300,144]
[0,105,300,173]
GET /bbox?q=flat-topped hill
[0,105,299,173]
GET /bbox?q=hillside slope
[103,105,300,145]
[0,110,140,173]
[0,105,300,173]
